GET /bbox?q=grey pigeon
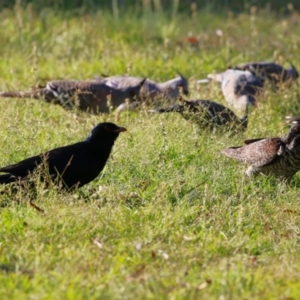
[98,71,189,101]
[197,69,264,112]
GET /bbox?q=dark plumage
[221,121,300,179]
[149,99,247,131]
[0,123,126,190]
[231,61,299,85]
[0,79,146,113]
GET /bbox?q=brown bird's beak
[114,127,127,133]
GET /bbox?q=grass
[1,4,300,299]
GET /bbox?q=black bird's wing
[46,141,113,189]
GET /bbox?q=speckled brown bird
[221,121,300,179]
[149,99,248,132]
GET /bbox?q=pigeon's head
[86,122,127,142]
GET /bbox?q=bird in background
[221,119,300,180]
[230,61,299,85]
[0,79,146,114]
[0,122,126,190]
[97,70,189,100]
[96,71,189,120]
[149,98,248,132]
[197,69,264,112]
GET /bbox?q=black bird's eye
[104,126,111,131]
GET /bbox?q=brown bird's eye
[104,126,111,131]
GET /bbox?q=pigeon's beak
[114,127,127,133]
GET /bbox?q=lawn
[1,3,300,299]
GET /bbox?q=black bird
[149,99,248,131]
[0,122,126,190]
[221,120,300,179]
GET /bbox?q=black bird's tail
[0,174,16,184]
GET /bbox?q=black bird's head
[86,122,127,143]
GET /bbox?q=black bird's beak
[114,127,127,133]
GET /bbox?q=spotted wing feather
[221,138,284,167]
